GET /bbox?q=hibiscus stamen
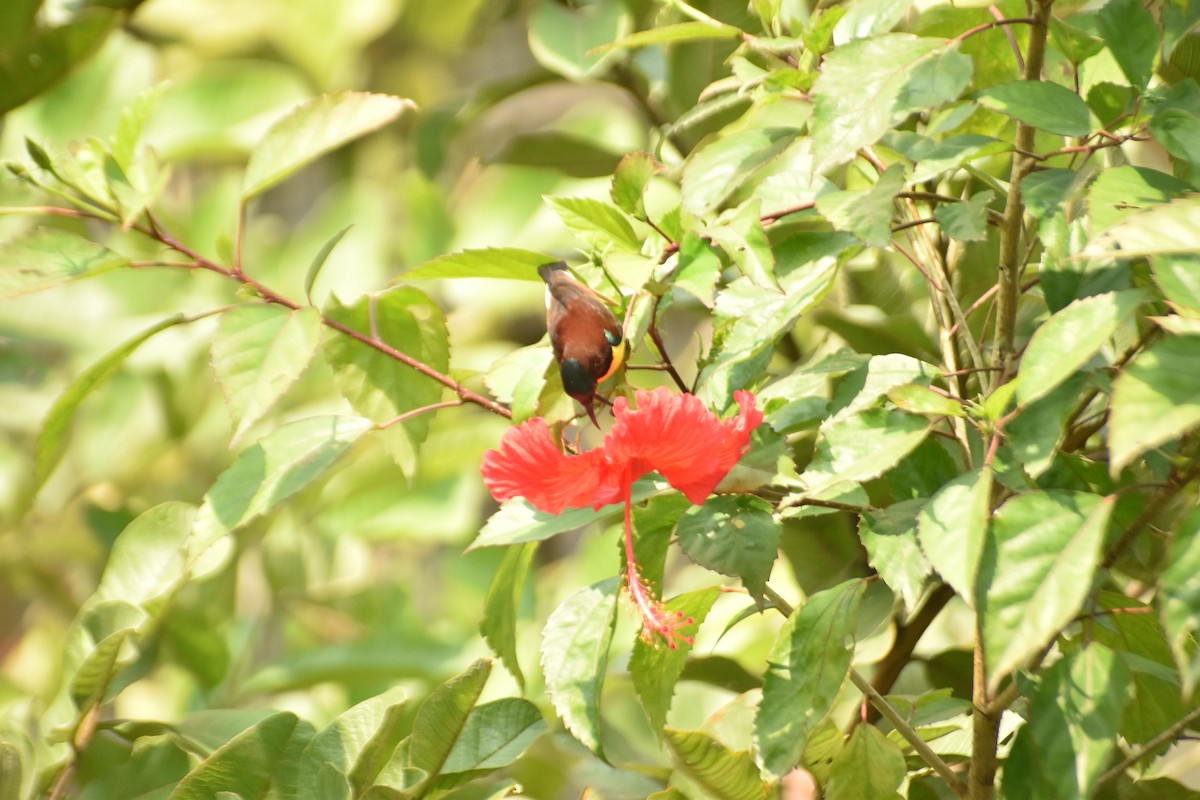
[622,476,695,649]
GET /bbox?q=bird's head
[561,358,601,428]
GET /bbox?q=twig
[948,15,1036,47]
[376,399,466,429]
[777,496,878,514]
[994,1,1053,383]
[1102,463,1200,569]
[849,668,969,797]
[649,297,689,392]
[1095,706,1200,789]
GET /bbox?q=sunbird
[538,261,627,427]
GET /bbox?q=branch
[864,584,956,722]
[994,1,1054,381]
[649,297,689,393]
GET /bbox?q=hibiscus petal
[481,418,610,514]
[606,388,750,505]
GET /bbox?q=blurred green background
[0,2,786,797]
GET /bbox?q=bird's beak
[580,396,601,429]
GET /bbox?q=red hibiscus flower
[481,388,763,647]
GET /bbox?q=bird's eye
[604,329,622,346]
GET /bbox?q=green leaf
[541,577,619,758]
[0,10,116,115]
[934,190,994,242]
[1110,335,1200,474]
[1008,373,1088,478]
[682,128,795,216]
[1159,507,1200,694]
[706,199,777,287]
[591,20,741,54]
[1016,289,1145,406]
[0,742,21,800]
[408,660,492,783]
[546,196,641,251]
[289,686,409,800]
[1085,166,1192,235]
[1151,81,1200,166]
[1002,645,1128,799]
[812,35,969,171]
[242,91,413,199]
[611,152,658,217]
[469,479,666,550]
[630,587,721,733]
[917,469,991,608]
[169,712,306,800]
[211,305,322,444]
[441,698,548,774]
[663,728,766,800]
[481,543,536,689]
[827,352,939,425]
[676,496,780,602]
[0,227,128,298]
[35,314,185,489]
[305,224,352,303]
[1152,255,1200,315]
[975,81,1091,137]
[528,0,626,79]
[801,408,930,496]
[1096,0,1159,91]
[323,286,449,476]
[754,579,865,777]
[887,384,965,417]
[192,415,373,548]
[825,723,905,800]
[674,233,723,308]
[978,492,1113,692]
[93,502,195,610]
[859,500,932,615]
[403,248,552,281]
[491,131,625,178]
[1089,196,1200,259]
[815,164,906,248]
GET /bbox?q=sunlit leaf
[682,128,796,216]
[242,92,414,199]
[801,408,930,496]
[812,35,969,171]
[211,305,322,444]
[1096,0,1159,91]
[1016,289,1144,406]
[541,577,619,758]
[1109,335,1200,474]
[441,698,547,774]
[408,660,492,783]
[0,227,128,298]
[192,415,373,547]
[755,579,865,776]
[630,587,721,733]
[1158,507,1200,695]
[481,543,536,689]
[917,469,990,608]
[815,164,905,247]
[934,190,994,242]
[403,248,551,281]
[859,500,931,615]
[978,492,1113,692]
[170,712,309,800]
[323,286,449,476]
[288,687,408,800]
[35,314,186,489]
[546,195,641,251]
[611,151,658,216]
[975,81,1091,137]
